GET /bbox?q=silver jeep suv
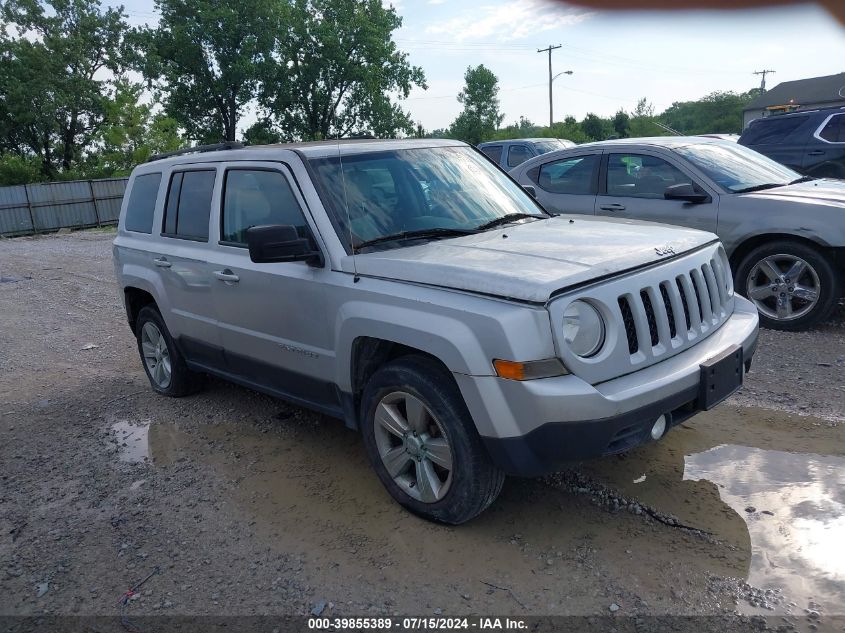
[113,139,759,524]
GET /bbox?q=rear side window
[124,173,161,233]
[507,145,532,168]
[741,116,807,145]
[480,145,503,163]
[537,155,600,195]
[221,170,310,245]
[162,170,216,241]
[818,114,845,143]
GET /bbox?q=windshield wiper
[354,227,477,250]
[732,183,784,194]
[788,175,817,185]
[474,213,545,231]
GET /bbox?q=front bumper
[455,296,759,477]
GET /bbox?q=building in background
[742,72,845,128]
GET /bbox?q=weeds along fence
[0,177,128,237]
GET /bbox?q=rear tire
[734,240,840,331]
[135,305,203,396]
[360,355,505,524]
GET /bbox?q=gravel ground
[0,230,843,632]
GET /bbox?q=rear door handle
[599,203,626,211]
[807,150,825,156]
[153,257,171,268]
[213,269,240,283]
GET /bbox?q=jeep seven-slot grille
[619,258,729,357]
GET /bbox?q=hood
[741,179,845,209]
[344,215,717,303]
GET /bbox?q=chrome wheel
[140,322,172,388]
[373,391,453,504]
[746,254,821,322]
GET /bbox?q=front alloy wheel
[360,355,505,524]
[373,391,453,503]
[746,254,820,322]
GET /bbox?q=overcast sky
[118,0,845,132]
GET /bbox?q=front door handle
[213,269,240,283]
[599,203,626,211]
[807,150,825,156]
[153,257,171,268]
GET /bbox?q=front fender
[334,302,491,392]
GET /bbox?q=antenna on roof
[335,121,360,283]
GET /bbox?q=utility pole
[753,69,776,92]
[538,44,562,127]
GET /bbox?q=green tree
[0,0,129,178]
[612,109,630,138]
[628,97,665,137]
[243,119,283,146]
[659,90,757,135]
[0,154,42,186]
[87,80,182,176]
[448,65,504,145]
[134,0,280,143]
[493,116,538,140]
[259,0,425,140]
[581,113,610,141]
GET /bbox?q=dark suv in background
[738,107,845,179]
[478,138,575,170]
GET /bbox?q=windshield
[534,141,564,154]
[674,142,801,193]
[308,146,544,252]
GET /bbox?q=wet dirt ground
[1,231,844,631]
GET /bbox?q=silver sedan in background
[510,137,845,331]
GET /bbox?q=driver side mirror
[522,184,537,198]
[246,224,324,267]
[664,183,709,204]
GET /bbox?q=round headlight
[562,300,606,357]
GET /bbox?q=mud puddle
[686,444,845,614]
[110,418,151,463]
[579,404,845,616]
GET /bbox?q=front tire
[734,240,840,331]
[360,355,505,524]
[135,305,203,396]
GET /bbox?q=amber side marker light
[493,358,568,381]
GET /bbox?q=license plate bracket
[699,344,743,410]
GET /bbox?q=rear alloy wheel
[736,241,840,331]
[135,305,203,396]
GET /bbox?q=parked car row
[478,138,576,170]
[507,136,845,330]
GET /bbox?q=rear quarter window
[162,170,216,241]
[124,173,162,234]
[740,116,807,145]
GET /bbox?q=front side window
[606,153,691,198]
[308,146,544,252]
[124,172,161,233]
[507,145,532,167]
[537,155,599,195]
[480,145,503,163]
[162,169,216,240]
[221,170,310,245]
[818,114,845,143]
[674,142,799,193]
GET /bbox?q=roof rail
[146,141,244,163]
